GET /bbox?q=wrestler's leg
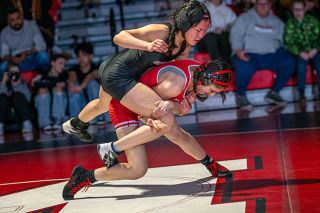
[63,87,112,142]
[120,82,166,117]
[163,126,232,178]
[95,126,148,181]
[102,107,206,161]
[78,87,112,122]
[62,126,148,200]
[63,83,167,142]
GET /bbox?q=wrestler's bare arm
[113,24,169,51]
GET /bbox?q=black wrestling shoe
[62,165,92,200]
[205,161,233,178]
[63,118,93,142]
[265,91,287,107]
[97,143,119,168]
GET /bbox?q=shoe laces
[206,161,232,177]
[206,161,218,177]
[216,163,229,173]
[69,177,92,196]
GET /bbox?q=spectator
[68,42,106,123]
[33,54,69,131]
[11,0,56,48]
[284,0,320,103]
[0,9,50,76]
[197,0,236,63]
[230,0,295,111]
[0,63,33,135]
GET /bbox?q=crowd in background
[197,0,320,111]
[0,0,319,135]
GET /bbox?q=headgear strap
[176,2,209,34]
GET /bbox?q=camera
[8,72,20,82]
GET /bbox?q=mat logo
[212,156,266,213]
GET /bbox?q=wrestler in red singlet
[109,60,200,130]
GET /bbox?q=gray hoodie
[230,8,284,55]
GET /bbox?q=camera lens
[10,72,20,82]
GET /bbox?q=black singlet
[98,23,186,101]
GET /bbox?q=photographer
[0,63,33,135]
[33,54,69,130]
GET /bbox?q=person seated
[67,42,106,123]
[230,0,296,111]
[197,0,237,63]
[284,0,320,103]
[10,0,56,48]
[0,63,33,135]
[0,9,49,76]
[33,54,69,131]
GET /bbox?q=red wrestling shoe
[205,161,233,178]
[62,165,92,200]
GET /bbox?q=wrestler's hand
[176,92,196,115]
[177,98,192,116]
[146,118,167,131]
[147,39,168,53]
[153,100,174,118]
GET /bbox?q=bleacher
[56,0,183,64]
[56,0,318,113]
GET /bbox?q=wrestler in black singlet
[98,24,186,102]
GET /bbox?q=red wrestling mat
[1,129,320,212]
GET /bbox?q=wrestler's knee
[128,162,148,179]
[97,99,108,112]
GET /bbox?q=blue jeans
[35,91,68,128]
[232,48,296,96]
[87,80,109,122]
[68,80,108,122]
[0,51,50,75]
[296,52,320,92]
[68,80,97,115]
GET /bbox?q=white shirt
[203,0,237,33]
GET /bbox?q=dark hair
[7,62,20,71]
[51,54,65,61]
[74,42,94,56]
[193,58,232,103]
[167,0,210,53]
[7,8,21,17]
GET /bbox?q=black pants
[197,32,232,63]
[0,92,32,123]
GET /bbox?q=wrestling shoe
[63,118,93,143]
[62,165,92,200]
[97,143,119,168]
[206,161,233,178]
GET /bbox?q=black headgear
[176,1,209,34]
